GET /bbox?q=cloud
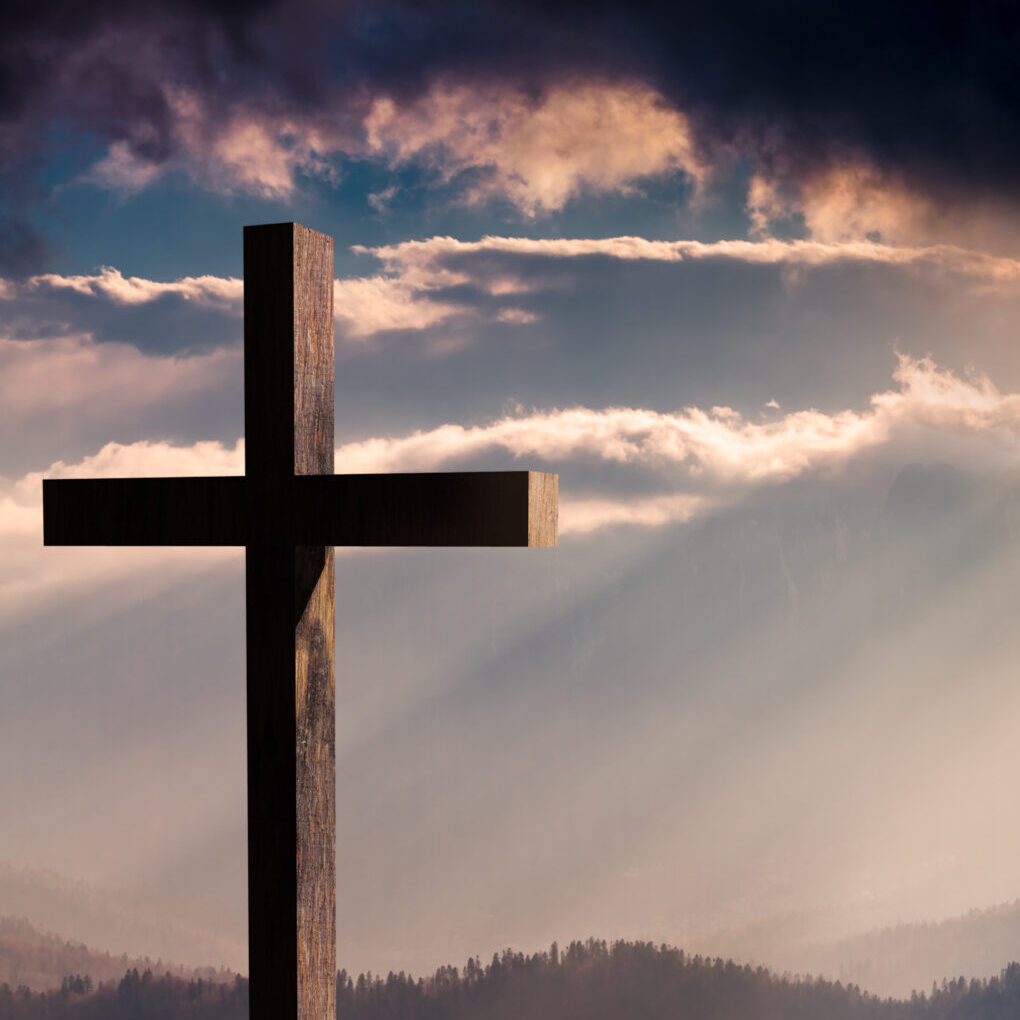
[364,81,706,215]
[333,353,1020,531]
[496,308,537,324]
[7,230,1017,365]
[17,234,1020,334]
[745,164,1020,250]
[747,166,932,244]
[83,80,704,210]
[84,89,350,199]
[333,276,463,338]
[341,234,1020,341]
[0,333,242,477]
[359,234,1020,283]
[3,263,466,348]
[27,266,242,308]
[0,216,50,277]
[17,437,245,496]
[0,438,243,619]
[4,2,1020,234]
[561,493,706,535]
[85,140,166,194]
[0,268,244,355]
[0,335,239,422]
[5,354,1020,614]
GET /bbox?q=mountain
[0,965,247,1019]
[0,863,245,975]
[4,938,1020,1020]
[0,915,235,994]
[696,899,1020,999]
[803,900,1020,999]
[334,941,1020,1019]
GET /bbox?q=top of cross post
[243,223,335,487]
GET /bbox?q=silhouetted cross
[43,223,558,1020]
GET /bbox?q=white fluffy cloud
[10,234,1020,356]
[747,163,1020,251]
[85,89,348,199]
[83,81,705,212]
[339,233,1020,340]
[0,438,244,619]
[333,276,463,339]
[27,266,243,309]
[16,438,245,498]
[0,334,239,426]
[364,82,706,215]
[4,352,1018,619]
[5,354,1019,612]
[561,493,707,534]
[332,354,1020,530]
[358,233,1020,286]
[74,77,1020,259]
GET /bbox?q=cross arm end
[296,470,558,547]
[526,471,558,547]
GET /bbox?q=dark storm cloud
[1,1,258,154]
[0,217,50,276]
[3,1,1020,235]
[328,0,1020,201]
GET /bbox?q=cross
[42,223,558,1020]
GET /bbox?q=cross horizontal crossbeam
[43,471,558,547]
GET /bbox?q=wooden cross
[42,223,558,1020]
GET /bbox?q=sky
[4,0,1020,987]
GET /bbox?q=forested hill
[804,901,1020,999]
[0,916,235,994]
[4,939,1020,1020]
[336,941,1018,1020]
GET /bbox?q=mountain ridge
[0,915,235,994]
[3,936,1020,1020]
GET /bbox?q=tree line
[0,916,236,995]
[336,939,1020,1020]
[3,938,1020,1019]
[0,967,247,1020]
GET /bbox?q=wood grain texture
[290,472,559,546]
[292,225,335,1020]
[293,226,334,478]
[43,477,247,546]
[527,472,558,548]
[43,472,558,548]
[295,546,335,1020]
[245,543,298,1020]
[244,222,336,1020]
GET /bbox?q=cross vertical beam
[244,223,336,1020]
